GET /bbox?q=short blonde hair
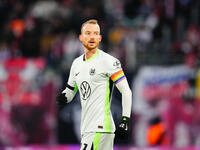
[81,19,99,33]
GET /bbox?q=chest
[74,61,108,86]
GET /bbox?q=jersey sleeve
[106,57,125,84]
[62,60,78,103]
[67,60,77,88]
[106,57,132,117]
[115,78,132,117]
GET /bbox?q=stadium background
[0,0,200,149]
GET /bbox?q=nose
[90,37,95,40]
[90,34,95,39]
[89,36,95,41]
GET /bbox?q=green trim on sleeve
[104,78,111,132]
[74,84,78,92]
[93,132,102,150]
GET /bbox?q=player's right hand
[56,93,67,106]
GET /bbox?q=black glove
[116,116,130,140]
[56,93,67,107]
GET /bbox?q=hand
[116,116,130,140]
[56,93,67,107]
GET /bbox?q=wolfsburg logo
[80,81,91,100]
[90,68,95,76]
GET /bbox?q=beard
[83,41,99,51]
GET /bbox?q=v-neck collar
[83,49,100,62]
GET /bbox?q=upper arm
[62,60,78,103]
[67,60,77,88]
[106,57,126,85]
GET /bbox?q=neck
[84,47,98,60]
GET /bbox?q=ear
[79,34,82,42]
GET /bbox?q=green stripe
[104,78,111,132]
[74,84,78,92]
[85,49,99,62]
[93,133,102,150]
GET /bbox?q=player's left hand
[116,116,130,140]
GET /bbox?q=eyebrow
[84,31,99,34]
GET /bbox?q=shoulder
[99,50,122,76]
[99,50,119,64]
[70,54,84,70]
[99,50,120,67]
[72,54,84,65]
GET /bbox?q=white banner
[132,65,192,114]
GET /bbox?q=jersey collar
[83,49,100,62]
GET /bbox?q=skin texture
[79,23,102,60]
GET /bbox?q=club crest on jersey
[90,68,95,76]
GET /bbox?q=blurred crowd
[1,0,199,70]
[0,0,200,147]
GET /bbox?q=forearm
[115,79,132,139]
[121,88,132,117]
[116,79,132,118]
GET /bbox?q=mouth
[89,41,95,44]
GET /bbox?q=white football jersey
[63,49,127,134]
